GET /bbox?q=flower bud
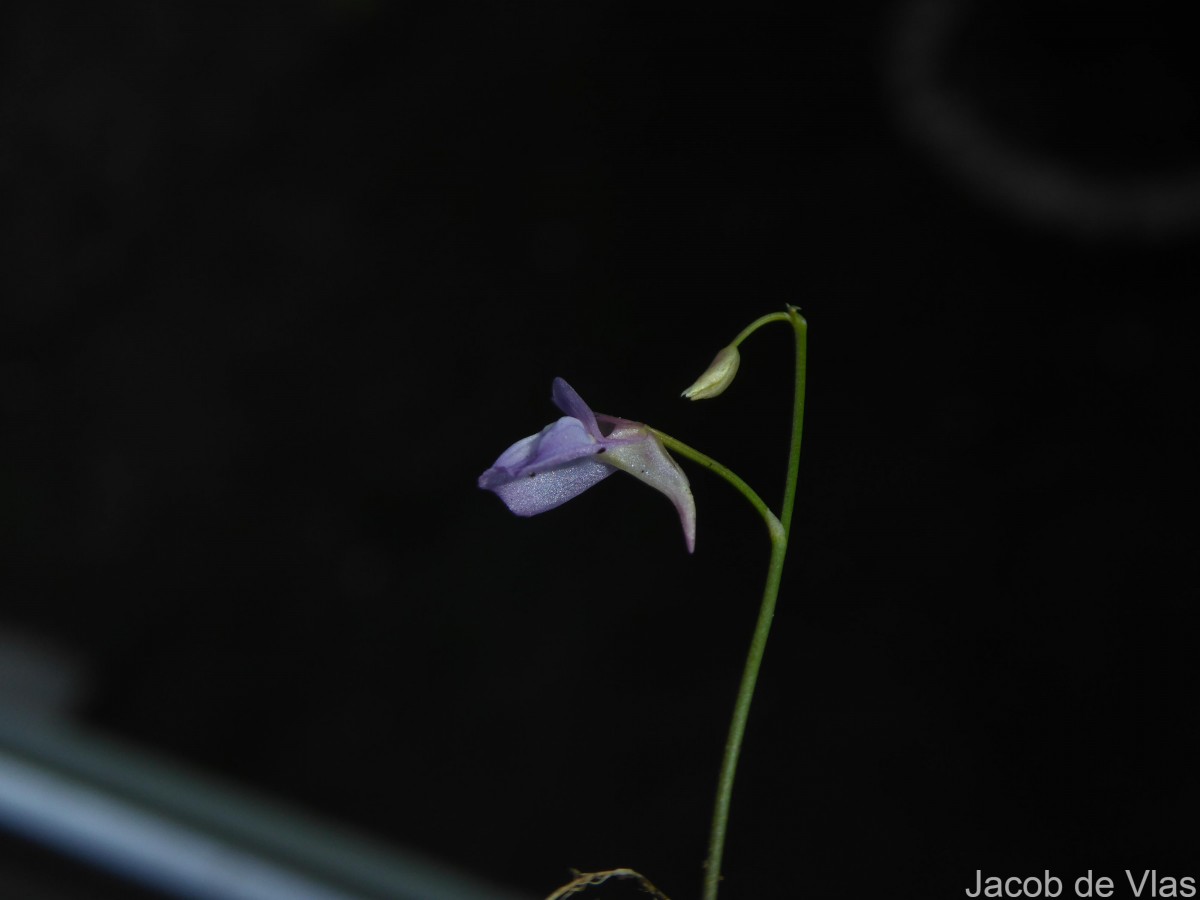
[681,345,740,400]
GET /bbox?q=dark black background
[2,2,1197,898]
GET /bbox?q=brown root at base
[544,867,672,900]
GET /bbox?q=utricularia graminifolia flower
[478,377,696,552]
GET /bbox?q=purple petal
[601,423,697,553]
[482,456,616,517]
[479,415,616,516]
[481,416,600,484]
[551,378,602,439]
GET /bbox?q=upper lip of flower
[478,378,696,552]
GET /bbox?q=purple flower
[479,378,696,552]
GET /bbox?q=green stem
[779,307,808,540]
[728,311,792,347]
[664,306,808,900]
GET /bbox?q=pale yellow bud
[681,345,741,400]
